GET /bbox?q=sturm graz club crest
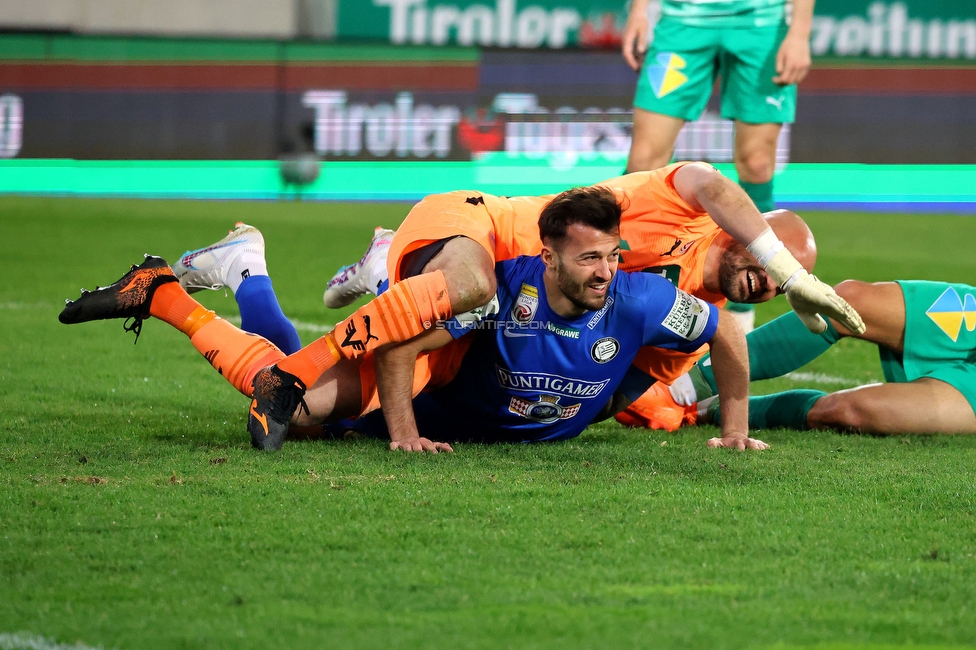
[590,337,619,364]
[508,394,581,424]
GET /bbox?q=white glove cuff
[767,248,806,289]
[746,227,784,268]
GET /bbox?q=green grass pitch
[2,197,976,649]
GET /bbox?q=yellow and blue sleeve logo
[647,53,689,99]
[926,287,976,342]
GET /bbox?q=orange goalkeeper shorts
[387,191,542,283]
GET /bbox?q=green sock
[740,180,775,212]
[697,311,841,396]
[713,389,826,429]
[725,301,754,313]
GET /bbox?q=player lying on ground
[321,162,863,433]
[271,162,864,449]
[58,186,767,451]
[624,280,976,435]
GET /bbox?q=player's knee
[627,142,673,173]
[832,280,876,322]
[834,279,869,302]
[807,393,873,432]
[733,150,775,184]
[450,268,497,313]
[628,154,671,173]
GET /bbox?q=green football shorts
[878,280,976,414]
[633,17,796,125]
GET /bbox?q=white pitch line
[784,371,862,386]
[0,632,108,650]
[290,320,335,334]
[0,302,52,310]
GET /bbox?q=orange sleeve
[596,162,705,223]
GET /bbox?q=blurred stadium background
[0,0,974,205]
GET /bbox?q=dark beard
[556,269,609,312]
[718,245,765,303]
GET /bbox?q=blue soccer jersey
[410,255,718,443]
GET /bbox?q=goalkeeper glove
[747,228,866,335]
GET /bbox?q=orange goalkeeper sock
[276,270,453,387]
[188,318,285,396]
[149,282,285,396]
[149,282,214,335]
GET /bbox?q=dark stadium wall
[0,33,974,163]
[794,62,976,163]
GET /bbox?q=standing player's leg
[733,122,781,212]
[722,20,796,213]
[724,121,784,332]
[626,18,718,174]
[626,109,686,172]
[722,20,796,332]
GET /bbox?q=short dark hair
[538,185,621,248]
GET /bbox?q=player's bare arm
[672,162,782,250]
[671,162,866,336]
[774,0,814,86]
[704,310,768,450]
[369,235,494,453]
[622,0,650,71]
[373,327,456,453]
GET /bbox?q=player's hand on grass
[621,0,650,71]
[707,436,770,451]
[389,436,454,453]
[773,29,812,86]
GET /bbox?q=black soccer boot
[59,255,178,342]
[248,365,309,451]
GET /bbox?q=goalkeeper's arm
[671,163,865,335]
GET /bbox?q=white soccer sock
[367,247,390,295]
[228,252,268,294]
[668,372,699,407]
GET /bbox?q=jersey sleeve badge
[512,283,540,324]
[661,289,712,341]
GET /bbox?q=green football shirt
[660,0,789,28]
